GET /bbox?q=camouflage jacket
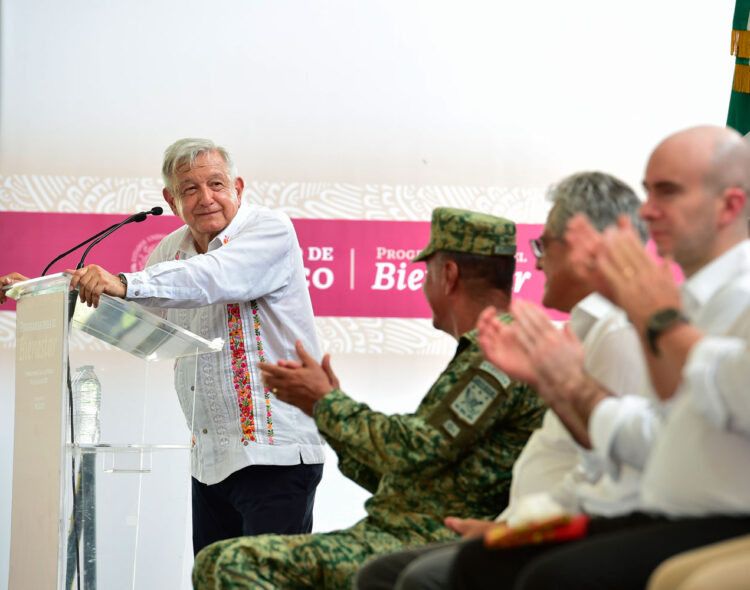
[314,318,545,541]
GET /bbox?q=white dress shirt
[124,201,326,485]
[589,240,750,516]
[639,240,750,516]
[499,293,650,521]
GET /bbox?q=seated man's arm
[507,299,664,473]
[325,437,382,493]
[506,300,603,448]
[261,348,382,492]
[613,265,750,436]
[684,333,750,434]
[589,394,665,473]
[264,337,543,477]
[578,319,662,474]
[314,344,543,478]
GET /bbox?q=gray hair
[545,171,648,243]
[161,138,239,198]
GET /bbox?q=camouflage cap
[412,207,517,262]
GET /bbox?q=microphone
[41,207,163,275]
[76,207,163,270]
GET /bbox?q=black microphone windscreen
[150,206,164,216]
[133,212,148,222]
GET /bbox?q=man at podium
[4,138,328,555]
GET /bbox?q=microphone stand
[76,210,156,269]
[41,207,163,276]
[42,224,120,276]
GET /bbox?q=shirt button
[191,386,195,391]
[243,440,249,446]
[202,428,207,434]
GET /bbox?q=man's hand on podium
[67,265,126,308]
[0,273,29,304]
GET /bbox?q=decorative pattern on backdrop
[0,175,549,221]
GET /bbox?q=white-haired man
[13,138,328,554]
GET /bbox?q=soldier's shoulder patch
[450,375,498,425]
[478,360,511,389]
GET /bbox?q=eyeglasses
[529,235,562,259]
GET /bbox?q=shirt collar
[175,200,254,255]
[206,200,253,251]
[680,240,750,319]
[568,292,617,341]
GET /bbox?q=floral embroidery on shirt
[223,235,230,245]
[227,303,257,441]
[251,300,275,444]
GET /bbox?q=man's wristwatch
[645,307,689,356]
[117,273,128,295]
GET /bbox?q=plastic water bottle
[72,365,101,444]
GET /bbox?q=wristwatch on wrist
[645,307,689,356]
[117,272,128,295]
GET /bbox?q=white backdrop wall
[0,1,736,588]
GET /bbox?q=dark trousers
[449,513,750,590]
[191,462,324,555]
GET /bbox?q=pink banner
[1,211,558,318]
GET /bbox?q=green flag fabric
[728,0,750,134]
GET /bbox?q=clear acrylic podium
[4,273,223,590]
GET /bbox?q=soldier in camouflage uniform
[192,207,545,590]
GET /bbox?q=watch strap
[646,308,689,356]
[117,272,128,293]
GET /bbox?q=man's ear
[234,177,245,204]
[163,188,180,217]
[442,259,460,294]
[717,187,747,228]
